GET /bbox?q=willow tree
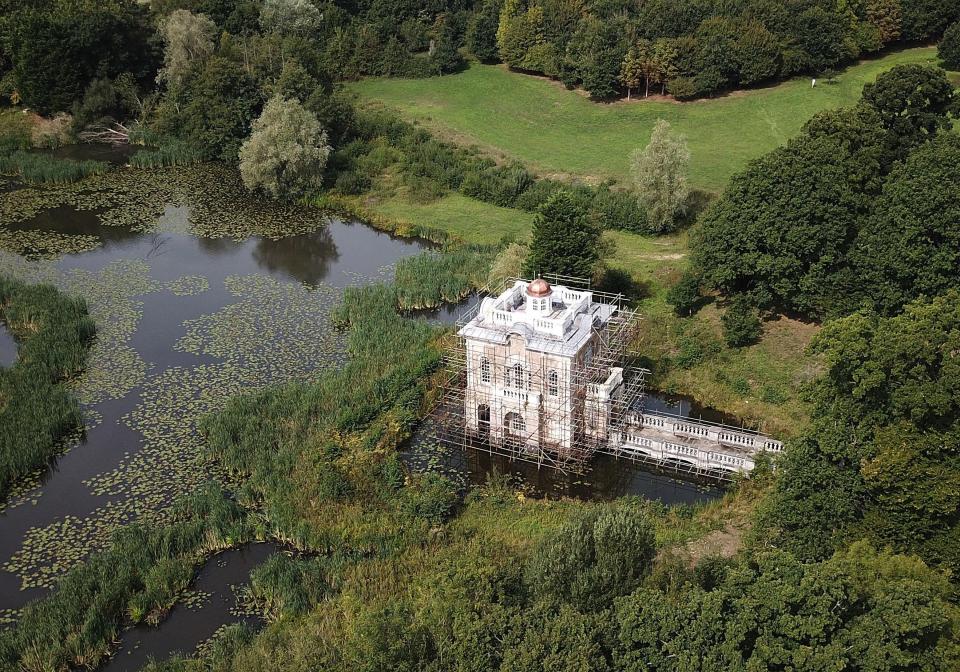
[631,119,690,233]
[157,10,217,91]
[239,95,331,199]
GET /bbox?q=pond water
[0,321,15,367]
[0,159,735,666]
[100,542,283,672]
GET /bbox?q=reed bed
[0,276,95,501]
[393,244,496,310]
[0,484,253,671]
[0,150,110,184]
[130,140,205,169]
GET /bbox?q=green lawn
[369,192,533,244]
[351,47,944,192]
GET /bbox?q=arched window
[480,357,491,383]
[548,370,559,396]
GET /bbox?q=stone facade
[460,279,623,458]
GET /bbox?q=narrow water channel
[100,543,283,672]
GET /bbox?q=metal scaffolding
[427,275,648,474]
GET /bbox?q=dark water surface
[0,210,426,614]
[100,543,283,672]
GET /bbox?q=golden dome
[526,278,552,297]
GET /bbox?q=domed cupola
[526,278,552,315]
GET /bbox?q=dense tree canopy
[1,0,158,114]
[761,291,960,576]
[692,65,957,318]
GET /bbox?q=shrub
[938,22,960,69]
[590,187,648,232]
[249,554,331,619]
[401,473,459,526]
[666,271,702,316]
[721,297,762,347]
[524,506,656,612]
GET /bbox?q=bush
[666,271,702,316]
[249,554,331,619]
[939,22,960,69]
[401,472,459,526]
[721,297,762,347]
[591,187,647,232]
[524,506,656,612]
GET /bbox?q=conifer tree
[522,191,603,280]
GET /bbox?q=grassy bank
[351,47,945,192]
[0,276,95,500]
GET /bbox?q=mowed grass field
[352,47,943,192]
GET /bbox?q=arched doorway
[477,404,490,439]
[504,411,525,445]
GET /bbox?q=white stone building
[459,278,628,460]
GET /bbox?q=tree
[522,191,603,280]
[855,134,960,313]
[630,119,690,233]
[861,64,955,159]
[808,291,960,433]
[651,38,679,95]
[734,20,782,86]
[157,10,217,91]
[866,0,902,45]
[179,56,262,162]
[565,15,626,99]
[721,296,761,347]
[239,95,331,199]
[525,507,656,612]
[939,21,960,69]
[497,0,544,68]
[431,18,464,75]
[259,0,322,35]
[466,0,501,62]
[5,1,158,114]
[614,544,960,670]
[665,271,701,316]
[619,45,644,100]
[691,120,884,317]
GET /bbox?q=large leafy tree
[522,191,604,280]
[614,543,960,671]
[763,292,960,575]
[178,56,262,162]
[692,132,868,316]
[855,134,960,313]
[239,95,331,199]
[466,0,501,62]
[3,0,158,114]
[861,63,956,160]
